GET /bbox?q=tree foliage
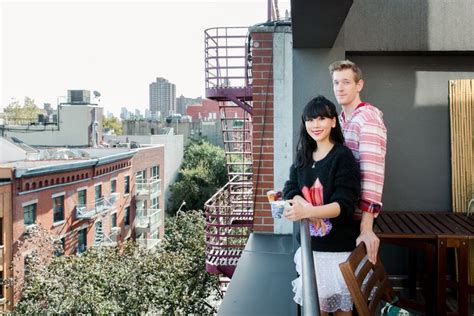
[14,211,221,314]
[3,97,42,124]
[168,140,228,215]
[102,116,123,135]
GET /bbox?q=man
[329,60,387,264]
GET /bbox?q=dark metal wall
[344,0,474,52]
[350,55,474,211]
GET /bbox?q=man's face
[332,69,363,107]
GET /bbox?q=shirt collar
[341,102,366,122]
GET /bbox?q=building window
[78,189,87,206]
[151,165,159,178]
[95,184,103,209]
[111,179,117,193]
[77,228,87,254]
[24,203,36,226]
[151,197,159,209]
[55,237,66,257]
[137,170,146,181]
[53,195,65,222]
[124,176,130,194]
[124,206,130,226]
[111,213,117,228]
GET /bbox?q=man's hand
[356,230,379,264]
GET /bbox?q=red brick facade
[0,182,13,311]
[0,145,165,308]
[131,145,165,239]
[186,99,245,121]
[251,31,275,232]
[11,159,133,255]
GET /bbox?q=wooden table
[374,211,474,316]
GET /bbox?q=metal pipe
[267,0,272,22]
[300,219,320,315]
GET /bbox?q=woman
[283,95,361,315]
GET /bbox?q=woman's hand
[310,218,328,235]
[283,199,310,221]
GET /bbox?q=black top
[283,143,361,252]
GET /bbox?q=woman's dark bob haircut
[295,95,344,168]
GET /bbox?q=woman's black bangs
[302,102,333,121]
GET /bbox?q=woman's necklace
[312,144,334,168]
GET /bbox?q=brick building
[186,99,244,122]
[0,143,165,310]
[0,182,13,312]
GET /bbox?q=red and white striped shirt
[339,102,387,219]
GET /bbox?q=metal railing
[76,193,119,219]
[204,176,253,277]
[300,219,320,315]
[136,238,160,250]
[204,27,251,90]
[135,177,161,197]
[101,227,121,247]
[136,208,162,231]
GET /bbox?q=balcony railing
[135,208,162,233]
[101,227,121,247]
[136,238,160,250]
[135,177,161,199]
[300,220,320,315]
[76,193,120,219]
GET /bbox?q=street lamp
[177,200,186,214]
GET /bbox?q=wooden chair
[339,243,398,316]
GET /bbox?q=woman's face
[305,116,336,143]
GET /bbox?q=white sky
[1,0,290,116]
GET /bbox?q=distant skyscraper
[149,77,176,118]
[120,107,130,120]
[145,109,151,119]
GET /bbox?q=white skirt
[292,247,353,312]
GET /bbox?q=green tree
[168,140,228,215]
[102,116,123,135]
[181,140,228,186]
[14,211,220,314]
[4,97,42,124]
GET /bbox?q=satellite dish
[93,91,101,97]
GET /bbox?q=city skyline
[1,0,291,117]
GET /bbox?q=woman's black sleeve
[283,164,301,200]
[328,150,361,220]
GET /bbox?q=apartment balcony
[135,177,161,201]
[93,227,121,248]
[76,193,120,219]
[135,208,162,234]
[101,227,121,247]
[136,238,160,250]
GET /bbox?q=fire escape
[204,27,254,282]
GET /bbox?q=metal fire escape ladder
[204,27,254,280]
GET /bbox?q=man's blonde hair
[329,60,363,82]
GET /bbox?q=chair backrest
[339,243,396,316]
